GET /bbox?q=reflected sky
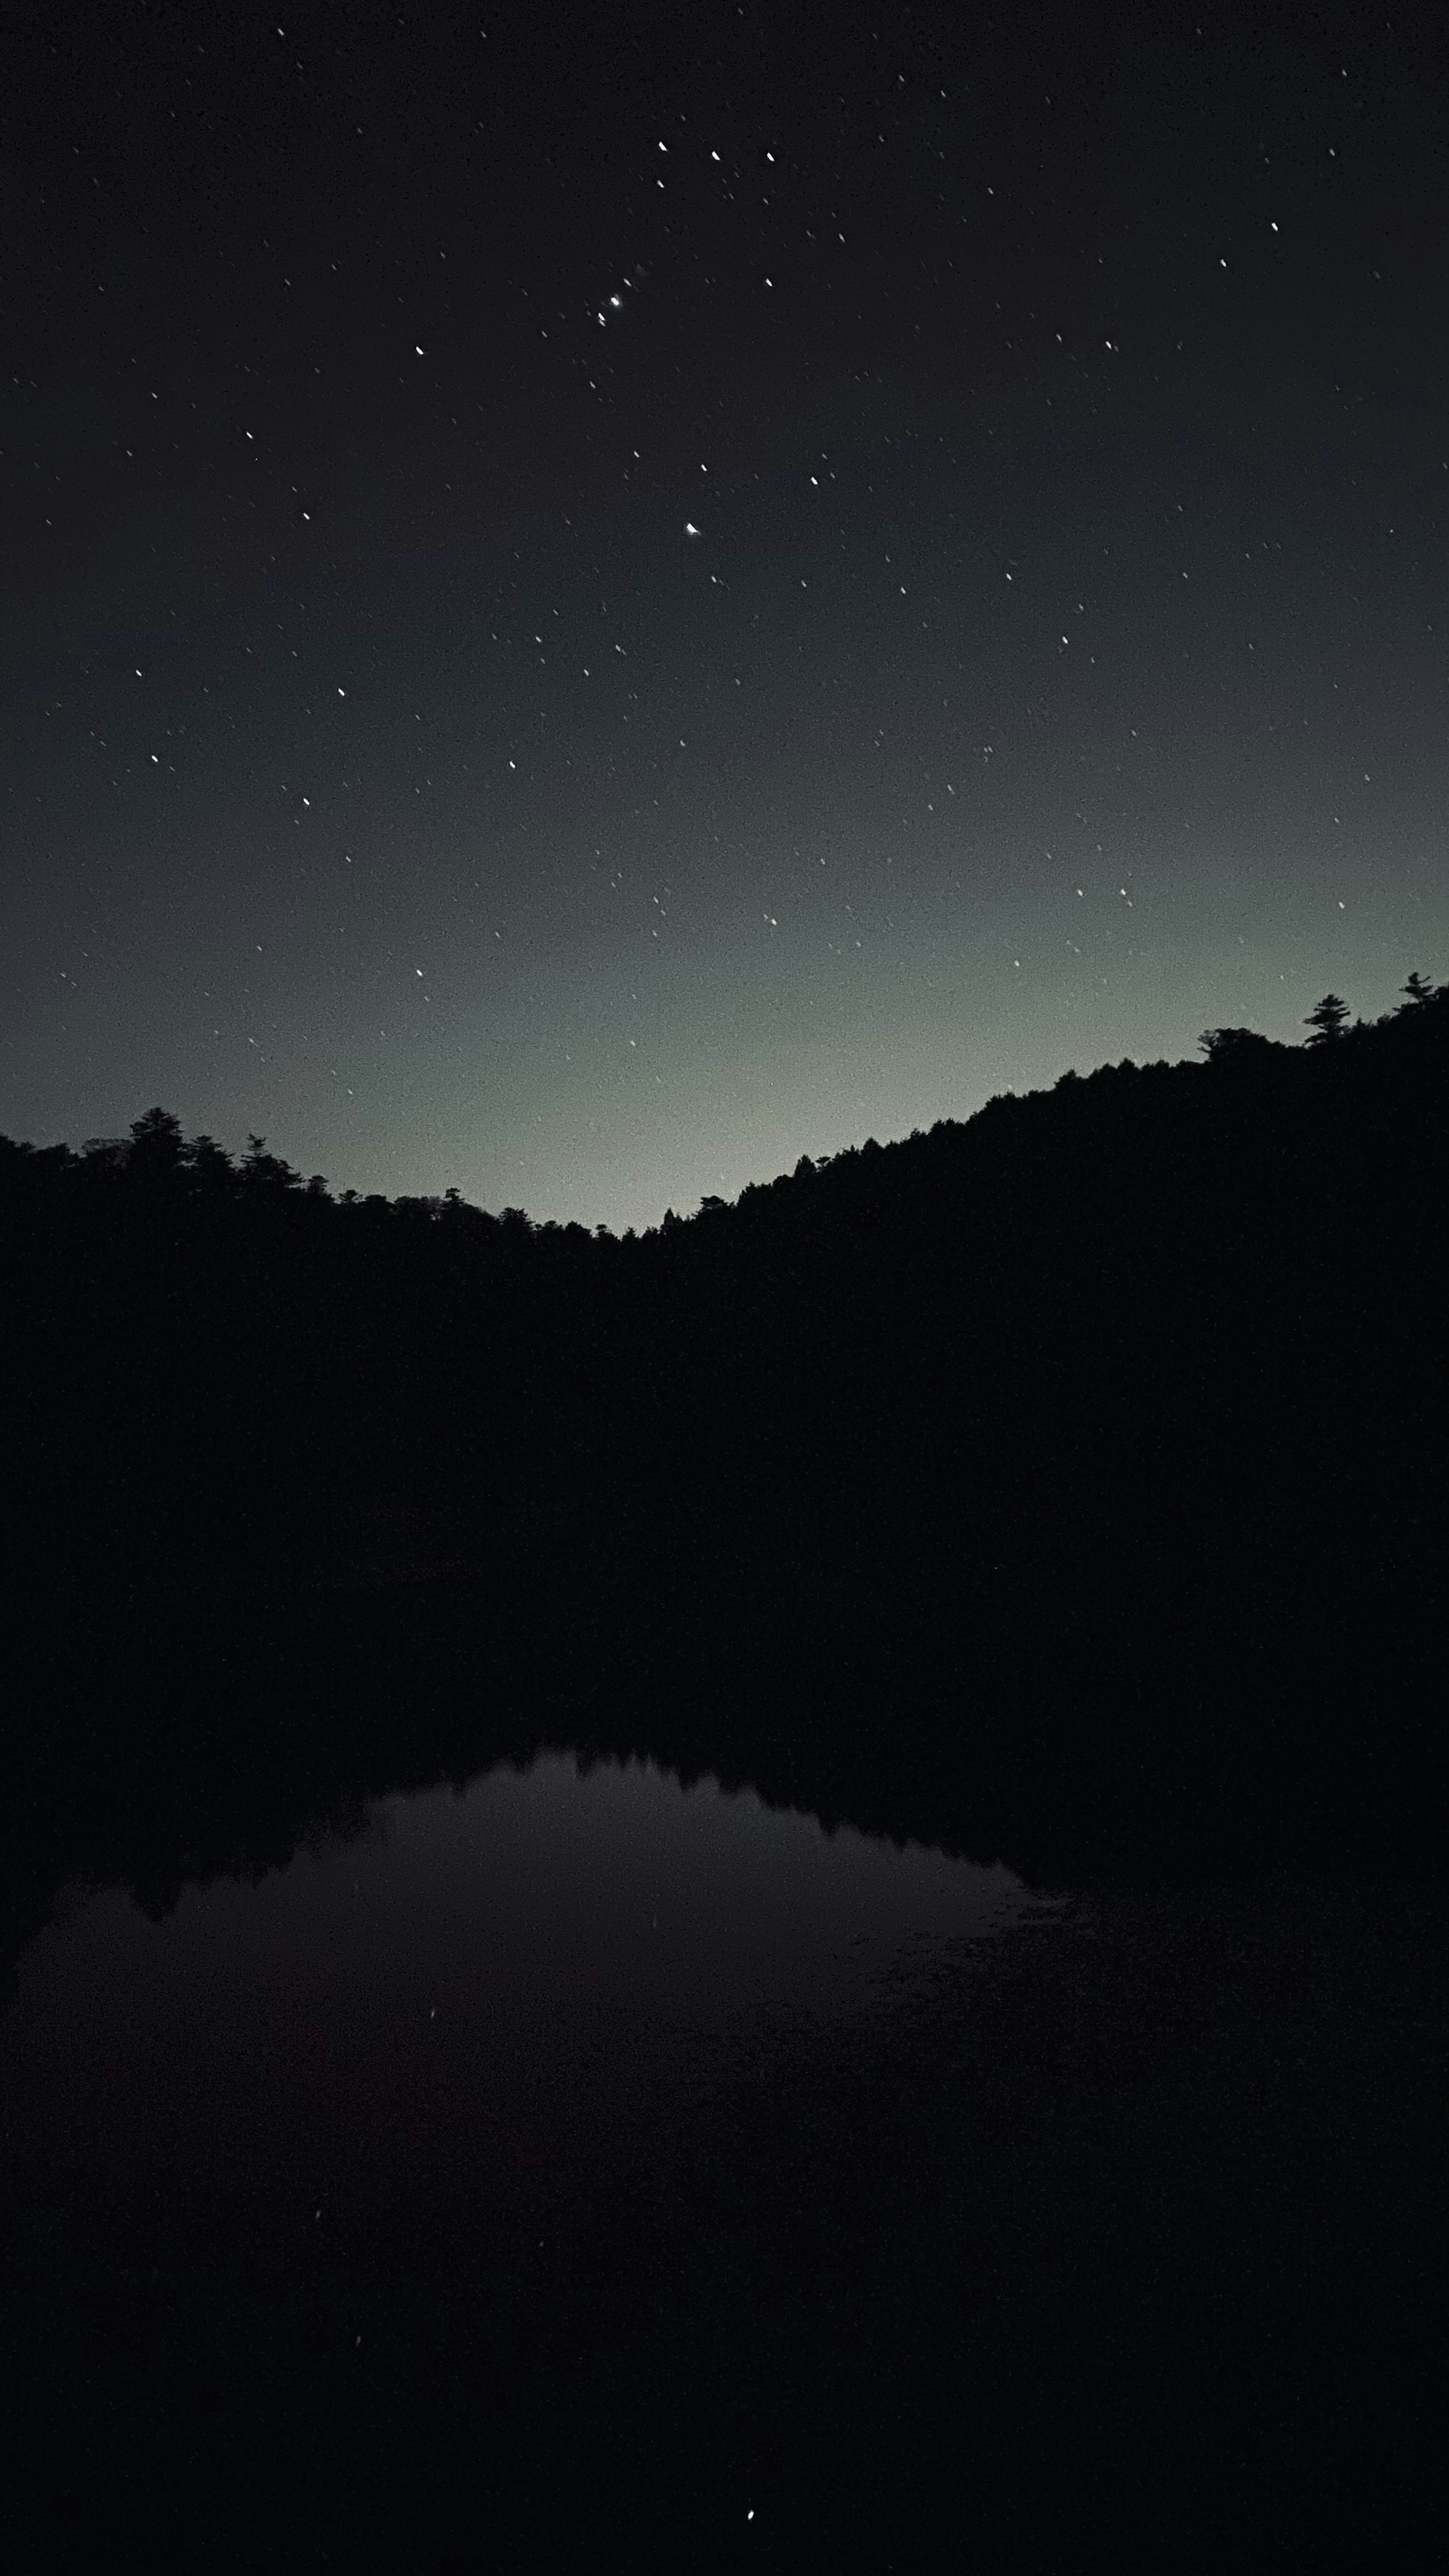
[5,1742,1432,2561]
[2,1752,1042,2227]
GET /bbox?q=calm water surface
[3,1752,1047,2247]
[6,1744,1434,2562]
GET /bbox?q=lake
[2,1731,1438,2565]
[2,1751,1044,2267]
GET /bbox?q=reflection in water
[2,1743,1436,2564]
[1,1753,1044,2248]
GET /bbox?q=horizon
[8,960,1433,1231]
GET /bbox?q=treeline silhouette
[3,974,1446,1877]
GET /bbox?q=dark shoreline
[6,1545,1438,2019]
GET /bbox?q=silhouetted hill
[3,975,1445,1895]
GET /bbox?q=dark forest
[4,974,1446,2570]
[5,972,1444,1919]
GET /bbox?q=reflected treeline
[3,977,1446,1948]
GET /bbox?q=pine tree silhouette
[1304,992,1350,1043]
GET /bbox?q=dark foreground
[3,1576,1441,2568]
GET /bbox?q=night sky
[3,2,1443,1232]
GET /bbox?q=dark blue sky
[3,0,1443,1228]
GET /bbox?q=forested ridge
[3,977,1445,1864]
